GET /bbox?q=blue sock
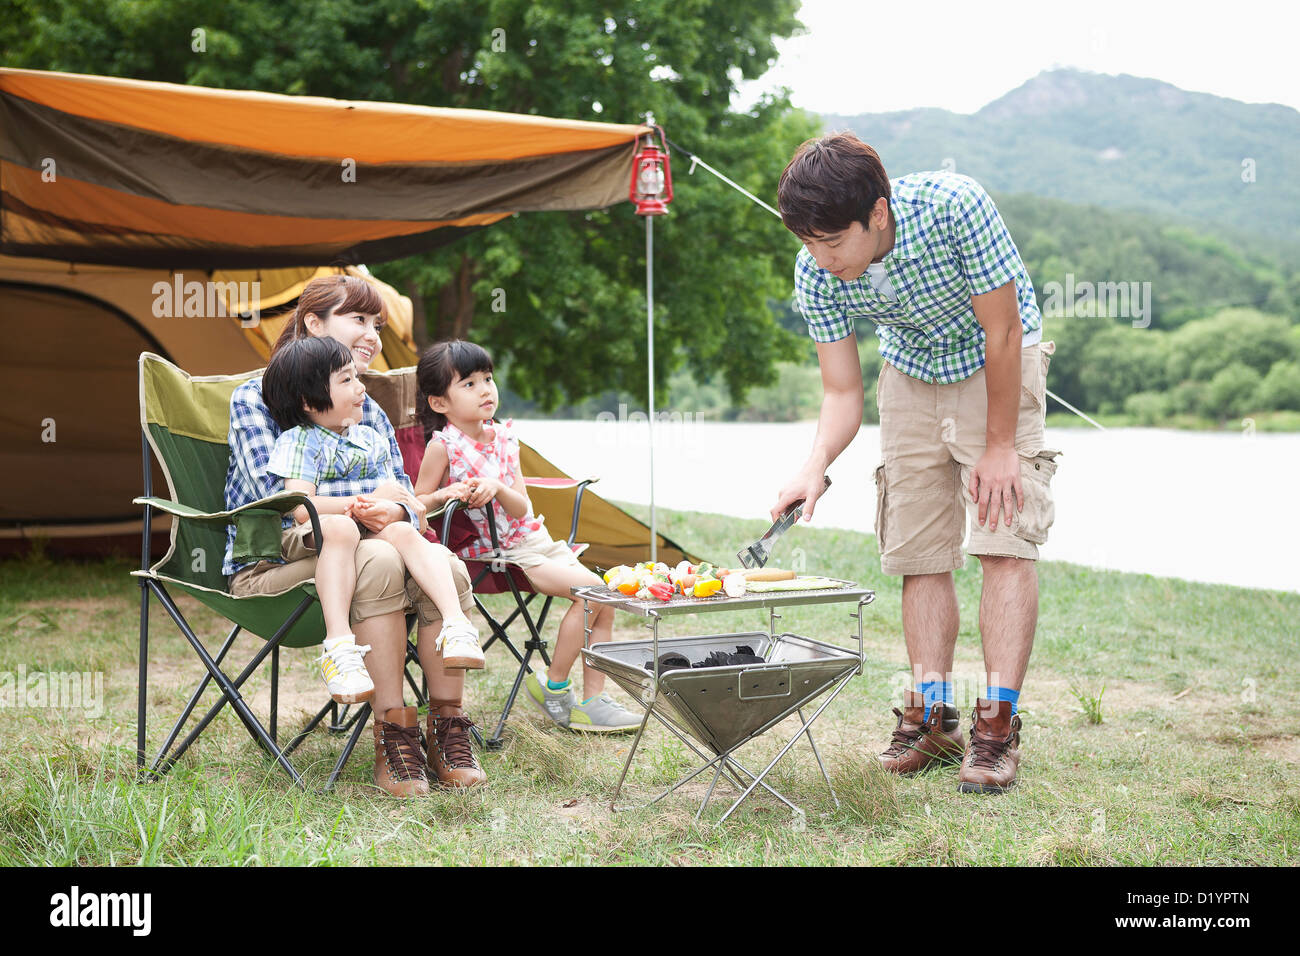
[986,685,1020,715]
[916,681,953,721]
[547,677,570,692]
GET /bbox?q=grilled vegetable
[692,578,723,598]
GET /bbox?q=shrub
[1168,379,1206,415]
[1123,391,1171,425]
[1253,360,1300,412]
[1203,362,1263,419]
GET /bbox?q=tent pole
[646,214,657,564]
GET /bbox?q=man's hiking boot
[878,690,965,774]
[427,705,487,788]
[958,698,1022,794]
[372,706,430,798]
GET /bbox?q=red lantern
[629,131,673,216]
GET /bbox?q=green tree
[2,0,818,406]
[1077,325,1169,413]
[1203,362,1263,419]
[1165,308,1296,384]
[1254,360,1300,412]
[1123,391,1171,425]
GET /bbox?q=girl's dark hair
[263,336,354,430]
[416,339,495,437]
[271,273,387,356]
[777,131,892,239]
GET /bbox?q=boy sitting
[261,337,485,709]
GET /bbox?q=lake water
[516,418,1300,594]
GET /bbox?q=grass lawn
[1,505,1296,865]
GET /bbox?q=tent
[0,68,643,267]
[0,68,689,563]
[0,258,412,546]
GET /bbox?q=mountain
[824,69,1300,241]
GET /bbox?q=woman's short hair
[263,336,355,430]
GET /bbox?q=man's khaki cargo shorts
[873,341,1061,576]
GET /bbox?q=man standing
[771,133,1059,794]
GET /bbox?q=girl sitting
[413,340,640,733]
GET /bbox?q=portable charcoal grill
[573,579,875,823]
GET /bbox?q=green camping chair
[132,352,425,790]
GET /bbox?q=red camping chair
[394,421,596,748]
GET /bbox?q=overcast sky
[734,0,1300,115]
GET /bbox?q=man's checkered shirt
[793,171,1041,384]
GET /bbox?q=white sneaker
[437,619,485,670]
[317,635,374,703]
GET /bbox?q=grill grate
[582,579,856,614]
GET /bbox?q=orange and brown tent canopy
[0,68,648,268]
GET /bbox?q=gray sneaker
[524,669,576,728]
[568,692,642,733]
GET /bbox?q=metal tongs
[737,475,831,569]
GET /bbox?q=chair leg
[534,595,555,631]
[283,698,336,756]
[136,579,150,776]
[147,583,311,788]
[324,703,372,792]
[269,645,279,746]
[148,623,242,774]
[491,593,535,638]
[486,625,551,748]
[475,595,522,663]
[488,653,537,749]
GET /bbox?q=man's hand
[348,495,404,533]
[769,337,863,524]
[969,445,1022,529]
[970,280,1024,530]
[771,467,827,524]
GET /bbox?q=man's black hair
[777,131,892,239]
[263,336,355,430]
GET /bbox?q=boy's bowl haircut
[263,336,355,431]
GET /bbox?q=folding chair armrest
[440,477,597,551]
[440,497,504,551]
[439,498,463,546]
[564,478,596,546]
[134,492,323,556]
[522,476,599,546]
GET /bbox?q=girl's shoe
[524,670,576,728]
[437,620,485,669]
[317,636,374,703]
[568,693,642,733]
[524,672,641,733]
